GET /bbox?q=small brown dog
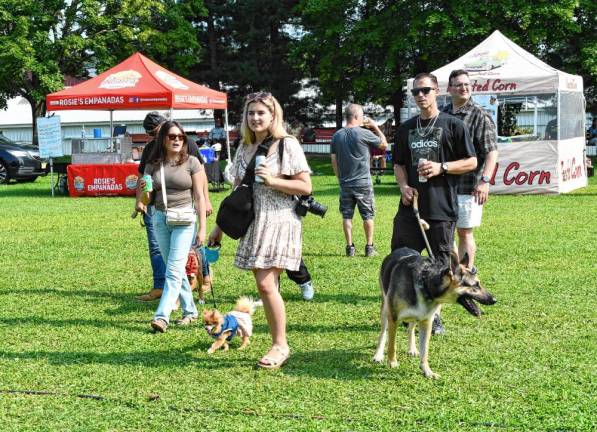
[203,296,256,354]
[186,249,212,304]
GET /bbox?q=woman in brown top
[144,120,207,333]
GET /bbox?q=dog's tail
[235,296,257,315]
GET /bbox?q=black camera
[295,195,327,218]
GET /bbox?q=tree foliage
[0,0,201,143]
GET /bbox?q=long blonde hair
[240,92,287,145]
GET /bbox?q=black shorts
[390,212,455,266]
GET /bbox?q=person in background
[135,112,212,302]
[587,118,597,145]
[443,69,498,274]
[208,117,228,160]
[209,92,312,368]
[392,72,476,336]
[143,121,207,332]
[331,104,387,257]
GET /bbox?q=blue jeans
[143,205,166,289]
[152,210,198,323]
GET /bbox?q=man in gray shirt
[331,104,387,257]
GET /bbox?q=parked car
[0,136,47,184]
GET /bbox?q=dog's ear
[460,253,470,269]
[440,266,453,287]
[449,251,460,274]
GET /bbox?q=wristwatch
[441,162,449,175]
[480,175,491,183]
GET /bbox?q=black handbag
[216,138,275,239]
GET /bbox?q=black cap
[143,111,166,132]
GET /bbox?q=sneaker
[254,299,264,307]
[299,281,314,301]
[150,318,168,333]
[136,288,163,301]
[431,315,445,336]
[365,244,378,257]
[345,244,356,257]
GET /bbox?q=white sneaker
[254,299,263,307]
[299,281,314,301]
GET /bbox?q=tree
[186,0,305,125]
[0,0,202,144]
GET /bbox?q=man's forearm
[394,164,409,189]
[331,155,339,179]
[481,150,498,178]
[445,156,477,175]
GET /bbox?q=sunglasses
[410,87,436,96]
[167,134,185,141]
[451,82,471,88]
[246,91,272,101]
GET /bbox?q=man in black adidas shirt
[392,72,477,260]
[391,73,476,333]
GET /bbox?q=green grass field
[1,159,595,431]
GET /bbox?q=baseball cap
[143,111,166,132]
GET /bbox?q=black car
[0,135,47,184]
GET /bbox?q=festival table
[67,163,139,197]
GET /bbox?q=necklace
[416,113,439,137]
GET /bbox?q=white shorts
[456,194,483,229]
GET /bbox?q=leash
[412,192,435,260]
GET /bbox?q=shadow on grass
[0,186,64,198]
[281,347,395,381]
[0,346,247,370]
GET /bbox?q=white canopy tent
[406,30,587,194]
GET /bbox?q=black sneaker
[431,315,445,336]
[365,244,378,257]
[345,244,355,257]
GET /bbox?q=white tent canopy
[406,30,587,194]
[408,30,583,95]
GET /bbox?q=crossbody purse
[160,162,196,226]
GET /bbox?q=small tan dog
[203,297,256,354]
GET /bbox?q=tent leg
[109,110,114,151]
[224,109,231,161]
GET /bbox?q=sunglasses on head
[246,91,272,102]
[167,134,185,141]
[410,87,435,96]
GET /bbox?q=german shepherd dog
[373,247,496,378]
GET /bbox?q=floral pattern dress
[232,136,310,271]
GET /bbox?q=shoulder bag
[216,138,276,239]
[161,162,196,226]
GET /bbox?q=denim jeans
[143,205,166,289]
[152,210,198,323]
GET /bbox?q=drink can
[255,155,266,183]
[142,174,153,192]
[418,158,427,183]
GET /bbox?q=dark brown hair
[413,72,439,87]
[148,120,189,165]
[448,69,469,86]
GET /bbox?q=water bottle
[255,155,266,183]
[142,174,153,192]
[418,158,427,183]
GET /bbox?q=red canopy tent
[46,52,230,159]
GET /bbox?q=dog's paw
[372,353,384,363]
[388,359,399,368]
[421,365,439,379]
[207,348,215,354]
[407,349,419,357]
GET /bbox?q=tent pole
[109,110,114,150]
[224,109,231,161]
